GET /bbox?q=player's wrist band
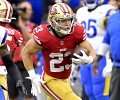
[28,69,36,77]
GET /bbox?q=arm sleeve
[97,26,110,56]
[1,54,23,82]
[14,30,23,46]
[97,43,109,56]
[102,27,110,45]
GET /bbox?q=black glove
[16,80,27,96]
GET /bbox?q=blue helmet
[84,0,102,9]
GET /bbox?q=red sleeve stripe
[33,35,41,44]
[83,35,87,40]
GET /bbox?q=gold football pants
[41,73,82,100]
[0,75,9,100]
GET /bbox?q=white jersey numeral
[49,51,71,72]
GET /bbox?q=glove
[72,50,93,65]
[16,80,27,96]
[102,59,113,77]
[26,70,45,96]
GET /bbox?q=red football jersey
[0,28,23,66]
[33,23,86,79]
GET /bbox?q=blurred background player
[7,1,38,100]
[92,0,120,100]
[0,0,27,100]
[75,0,116,100]
[22,3,96,100]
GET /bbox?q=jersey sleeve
[0,26,8,47]
[14,30,23,46]
[80,25,87,41]
[33,25,47,47]
[75,23,87,42]
[102,27,110,45]
[102,7,116,28]
[33,26,42,45]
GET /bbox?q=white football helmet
[48,3,75,35]
[84,0,101,9]
[0,0,13,23]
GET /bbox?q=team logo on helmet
[0,0,13,23]
[49,7,57,15]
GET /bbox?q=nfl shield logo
[60,41,64,45]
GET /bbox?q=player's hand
[16,80,27,96]
[92,61,99,76]
[72,50,93,65]
[26,75,45,96]
[102,60,113,77]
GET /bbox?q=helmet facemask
[51,16,75,35]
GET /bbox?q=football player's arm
[22,38,43,71]
[78,39,96,62]
[0,44,27,95]
[93,30,110,75]
[18,16,32,42]
[0,44,22,81]
[0,44,9,57]
[22,38,44,96]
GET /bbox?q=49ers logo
[49,7,57,15]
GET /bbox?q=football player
[7,1,37,100]
[75,0,116,100]
[0,0,27,99]
[92,0,120,100]
[22,3,96,100]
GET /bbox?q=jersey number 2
[49,52,71,72]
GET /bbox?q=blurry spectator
[7,1,38,100]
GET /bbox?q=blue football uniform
[76,4,115,100]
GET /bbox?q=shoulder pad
[0,26,8,47]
